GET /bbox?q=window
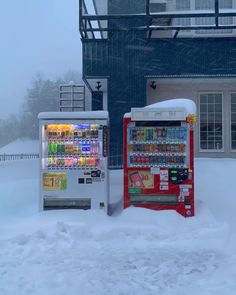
[175,0,191,30]
[199,93,223,151]
[175,0,234,36]
[231,93,236,150]
[195,0,233,35]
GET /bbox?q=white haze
[0,0,82,119]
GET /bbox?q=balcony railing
[79,0,236,39]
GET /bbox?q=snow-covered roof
[38,111,109,120]
[124,98,196,118]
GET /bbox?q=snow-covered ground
[0,157,236,295]
[0,139,39,154]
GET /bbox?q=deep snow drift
[0,157,236,295]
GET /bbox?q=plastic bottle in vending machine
[46,125,51,139]
[60,143,65,154]
[180,127,187,141]
[134,155,139,165]
[69,158,74,167]
[47,157,52,168]
[157,128,162,140]
[130,155,134,165]
[81,157,86,166]
[72,142,77,155]
[51,158,57,168]
[73,125,78,139]
[51,142,56,154]
[73,157,77,167]
[77,157,83,167]
[153,128,158,140]
[48,142,52,155]
[56,142,61,154]
[91,157,96,167]
[90,141,95,154]
[162,127,167,139]
[95,141,99,154]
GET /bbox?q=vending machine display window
[42,123,102,171]
[127,121,189,169]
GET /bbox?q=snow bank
[145,98,196,115]
[0,158,236,295]
[124,98,196,117]
[0,139,39,154]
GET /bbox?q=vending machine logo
[128,171,154,189]
[43,172,67,190]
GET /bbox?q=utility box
[123,104,196,217]
[38,111,109,213]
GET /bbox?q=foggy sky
[0,0,82,119]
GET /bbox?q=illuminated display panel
[127,123,189,168]
[42,123,102,170]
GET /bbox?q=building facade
[80,0,236,161]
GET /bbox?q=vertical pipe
[215,0,219,28]
[146,0,150,15]
[79,0,83,37]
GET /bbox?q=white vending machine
[38,111,109,213]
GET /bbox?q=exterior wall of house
[147,78,236,157]
[83,36,236,159]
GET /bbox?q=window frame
[174,0,236,37]
[198,92,225,153]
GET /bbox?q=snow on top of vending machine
[38,111,109,120]
[124,98,196,118]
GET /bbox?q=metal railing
[79,0,236,39]
[0,154,39,162]
[109,143,123,169]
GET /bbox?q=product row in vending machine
[129,126,187,142]
[47,141,99,155]
[46,124,99,140]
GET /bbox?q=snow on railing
[0,154,39,161]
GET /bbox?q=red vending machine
[123,106,196,217]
